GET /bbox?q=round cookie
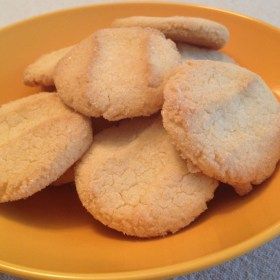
[177,43,235,63]
[75,116,218,238]
[112,16,229,49]
[0,92,93,202]
[162,60,280,195]
[23,46,73,87]
[54,27,181,121]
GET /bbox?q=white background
[0,0,279,28]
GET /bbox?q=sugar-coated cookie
[0,92,93,202]
[75,116,218,237]
[162,60,280,195]
[112,16,229,49]
[177,43,235,63]
[52,117,117,186]
[23,46,73,87]
[54,27,181,120]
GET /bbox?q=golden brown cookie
[52,117,117,186]
[162,60,280,195]
[54,27,181,120]
[75,116,218,237]
[0,92,92,202]
[112,16,229,49]
[23,46,73,87]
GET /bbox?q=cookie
[0,92,93,202]
[177,43,235,63]
[162,60,280,195]
[54,27,181,120]
[51,165,75,186]
[52,117,116,186]
[112,16,229,49]
[75,116,218,238]
[23,46,73,87]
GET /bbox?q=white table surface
[0,1,279,280]
[0,0,279,27]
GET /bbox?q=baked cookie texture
[0,92,93,202]
[23,46,73,87]
[112,16,229,49]
[162,60,280,195]
[75,116,218,237]
[177,43,235,63]
[52,117,117,186]
[54,27,181,120]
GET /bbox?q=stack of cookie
[1,16,279,238]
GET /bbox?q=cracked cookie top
[75,116,217,237]
[162,60,280,195]
[0,92,93,202]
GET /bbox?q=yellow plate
[0,2,279,280]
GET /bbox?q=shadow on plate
[0,166,276,241]
[0,183,91,229]
[184,165,278,233]
[0,183,138,240]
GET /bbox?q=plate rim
[1,223,279,280]
[0,0,279,34]
[0,1,279,279]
